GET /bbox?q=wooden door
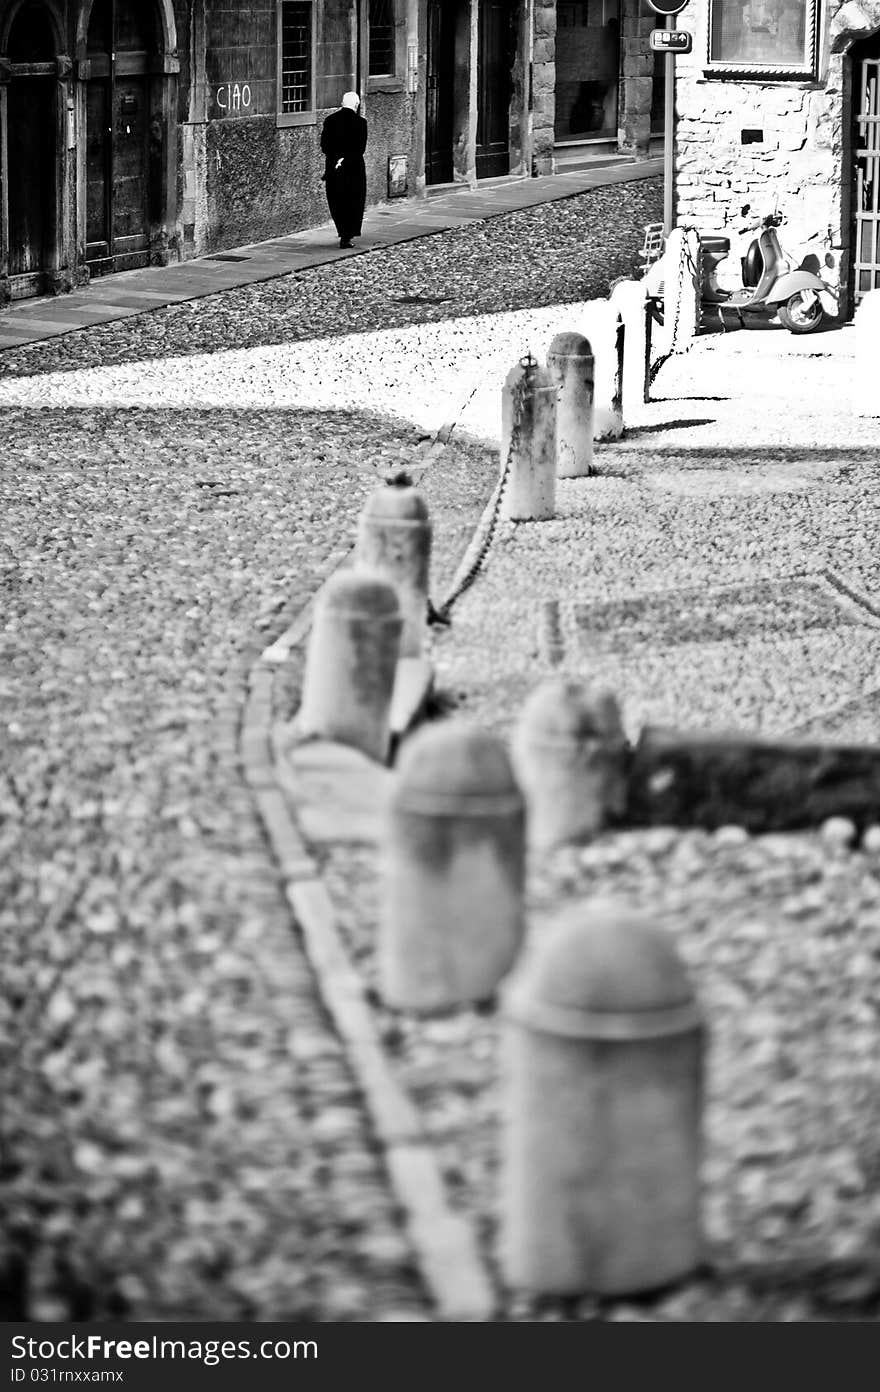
[112,77,150,259]
[853,35,880,303]
[7,76,55,295]
[426,0,455,185]
[86,76,110,257]
[85,0,155,274]
[476,0,512,179]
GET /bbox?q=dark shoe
[339,238,353,248]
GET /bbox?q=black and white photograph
[1,0,880,1358]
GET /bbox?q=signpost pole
[663,14,675,237]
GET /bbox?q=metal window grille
[281,1,312,113]
[368,0,394,76]
[855,56,880,302]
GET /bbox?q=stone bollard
[500,357,557,521]
[511,680,627,850]
[610,278,651,409]
[580,300,624,442]
[546,332,595,478]
[379,721,526,1013]
[354,474,432,658]
[298,570,402,763]
[499,900,704,1296]
[854,289,880,417]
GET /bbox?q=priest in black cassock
[320,91,368,249]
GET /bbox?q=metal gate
[854,48,880,302]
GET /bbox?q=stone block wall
[533,0,556,174]
[670,0,875,311]
[619,4,655,155]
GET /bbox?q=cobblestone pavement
[292,323,880,1322]
[436,324,880,741]
[380,321,880,1320]
[0,179,661,1319]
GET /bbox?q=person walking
[320,91,367,249]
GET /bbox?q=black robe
[320,107,368,241]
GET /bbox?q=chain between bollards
[426,352,538,629]
[648,227,700,387]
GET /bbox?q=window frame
[365,0,405,94]
[367,0,394,78]
[276,0,317,128]
[704,0,820,81]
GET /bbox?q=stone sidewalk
[0,155,661,351]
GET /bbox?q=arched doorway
[84,0,164,274]
[851,29,880,304]
[5,1,60,299]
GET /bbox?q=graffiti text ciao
[216,82,252,114]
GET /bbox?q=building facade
[0,0,665,305]
[671,0,880,317]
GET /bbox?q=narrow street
[0,176,661,1320]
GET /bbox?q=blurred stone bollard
[499,900,704,1296]
[511,680,627,850]
[355,474,432,658]
[500,356,557,521]
[854,289,880,417]
[379,721,526,1013]
[546,332,595,478]
[298,570,402,763]
[610,278,651,409]
[580,300,624,442]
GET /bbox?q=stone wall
[191,0,415,254]
[619,1,655,155]
[533,0,556,174]
[671,0,878,311]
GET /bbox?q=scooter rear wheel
[778,289,824,334]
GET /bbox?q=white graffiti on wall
[215,82,252,114]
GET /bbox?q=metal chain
[648,226,700,386]
[427,353,536,627]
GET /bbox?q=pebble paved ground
[0,178,661,1319]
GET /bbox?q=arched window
[7,0,56,61]
[87,0,155,57]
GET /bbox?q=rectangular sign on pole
[650,28,693,51]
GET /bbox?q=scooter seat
[699,235,730,254]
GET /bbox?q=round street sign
[644,0,689,14]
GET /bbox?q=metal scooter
[645,211,836,335]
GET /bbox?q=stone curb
[240,405,499,1322]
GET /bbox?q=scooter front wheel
[778,289,824,334]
